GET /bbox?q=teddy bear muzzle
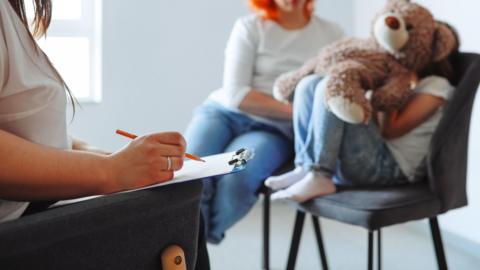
[374,12,409,53]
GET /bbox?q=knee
[314,77,329,99]
[294,75,322,104]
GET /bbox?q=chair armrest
[0,181,202,270]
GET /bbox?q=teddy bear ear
[432,23,458,62]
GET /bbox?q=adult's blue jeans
[293,75,406,186]
[185,101,293,243]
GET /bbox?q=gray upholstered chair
[0,181,203,270]
[283,52,480,270]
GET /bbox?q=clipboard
[128,148,254,192]
[52,148,253,206]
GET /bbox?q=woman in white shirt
[184,0,343,243]
[0,0,186,222]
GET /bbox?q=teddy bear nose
[385,16,401,30]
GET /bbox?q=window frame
[37,0,103,103]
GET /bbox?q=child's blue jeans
[293,75,407,186]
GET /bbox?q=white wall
[317,0,354,35]
[353,0,480,250]
[68,0,353,151]
[68,0,248,151]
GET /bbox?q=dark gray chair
[0,181,203,270]
[283,52,480,270]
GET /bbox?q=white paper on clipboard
[52,150,250,206]
[127,151,244,192]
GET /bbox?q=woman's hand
[103,132,186,194]
[239,90,293,120]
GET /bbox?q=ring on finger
[167,156,172,171]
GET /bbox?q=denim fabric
[293,75,406,186]
[185,101,293,243]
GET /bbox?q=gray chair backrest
[428,52,480,213]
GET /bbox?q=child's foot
[265,167,307,191]
[271,172,336,202]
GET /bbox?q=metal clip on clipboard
[228,148,254,172]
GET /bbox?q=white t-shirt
[0,1,69,222]
[209,15,343,136]
[387,76,455,182]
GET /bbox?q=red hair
[248,0,314,21]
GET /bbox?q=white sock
[271,171,336,203]
[265,167,307,191]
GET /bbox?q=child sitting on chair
[266,22,460,202]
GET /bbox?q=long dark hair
[420,21,461,85]
[8,0,77,116]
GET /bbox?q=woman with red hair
[249,0,315,21]
[185,0,343,244]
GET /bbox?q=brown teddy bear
[273,0,457,124]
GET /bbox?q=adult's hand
[104,132,186,193]
[239,90,293,120]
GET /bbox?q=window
[28,0,102,102]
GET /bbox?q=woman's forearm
[72,136,111,155]
[239,90,292,120]
[0,130,111,201]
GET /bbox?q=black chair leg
[377,229,382,270]
[367,230,383,270]
[430,217,448,270]
[286,210,306,270]
[311,216,329,270]
[262,190,271,270]
[368,231,374,270]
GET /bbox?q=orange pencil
[116,129,205,162]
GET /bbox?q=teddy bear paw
[273,85,291,103]
[327,96,369,124]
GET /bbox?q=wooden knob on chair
[161,245,186,270]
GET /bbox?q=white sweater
[209,15,343,135]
